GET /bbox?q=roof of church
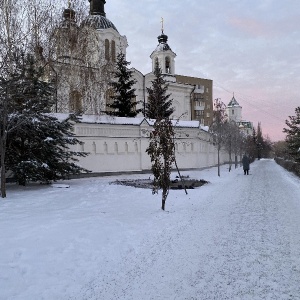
[81,15,118,32]
[153,32,173,53]
[228,95,240,107]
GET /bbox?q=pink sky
[104,0,300,141]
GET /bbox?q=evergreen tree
[145,63,176,210]
[146,119,175,210]
[107,52,139,117]
[256,122,263,159]
[145,61,174,120]
[5,54,89,186]
[283,106,300,163]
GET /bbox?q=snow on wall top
[52,113,209,131]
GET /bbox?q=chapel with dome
[49,0,230,174]
[53,0,214,127]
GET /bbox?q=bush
[274,157,300,177]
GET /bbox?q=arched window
[154,57,159,70]
[111,40,116,62]
[92,142,96,154]
[105,89,114,112]
[104,142,108,154]
[69,90,82,113]
[165,57,170,73]
[105,39,110,61]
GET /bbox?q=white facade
[132,69,194,121]
[226,95,253,136]
[226,95,242,122]
[67,115,228,173]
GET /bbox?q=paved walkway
[78,160,300,300]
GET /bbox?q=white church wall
[71,118,229,174]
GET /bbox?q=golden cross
[161,17,164,33]
[68,0,71,8]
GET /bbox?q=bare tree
[51,2,115,115]
[209,98,228,176]
[0,0,31,197]
[0,0,70,197]
[223,121,243,171]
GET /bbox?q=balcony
[194,105,205,111]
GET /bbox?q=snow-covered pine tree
[107,52,140,117]
[145,61,176,210]
[284,106,300,163]
[146,118,175,210]
[6,54,89,186]
[145,61,174,119]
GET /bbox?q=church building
[49,0,229,173]
[53,0,214,127]
[226,94,253,135]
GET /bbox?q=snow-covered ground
[1,159,300,300]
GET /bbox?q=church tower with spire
[150,22,176,75]
[227,94,242,122]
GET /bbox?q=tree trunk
[218,147,220,177]
[228,142,232,172]
[161,197,166,211]
[234,154,238,169]
[0,140,7,198]
[174,156,188,195]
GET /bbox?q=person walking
[242,154,250,175]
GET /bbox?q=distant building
[226,94,253,135]
[132,30,213,126]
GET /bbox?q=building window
[92,142,96,154]
[105,39,110,61]
[106,89,114,112]
[194,94,203,101]
[195,110,204,116]
[165,56,170,73]
[232,109,234,115]
[206,112,210,118]
[131,96,137,112]
[111,40,116,62]
[69,90,82,113]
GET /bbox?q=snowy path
[1,159,300,300]
[76,160,300,300]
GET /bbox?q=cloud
[89,0,300,140]
[228,17,269,37]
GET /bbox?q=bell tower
[89,0,106,16]
[150,19,176,75]
[227,94,242,122]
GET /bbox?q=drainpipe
[190,84,196,120]
[143,74,146,116]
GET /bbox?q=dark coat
[242,155,250,170]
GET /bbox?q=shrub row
[274,157,300,178]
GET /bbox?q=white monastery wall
[70,116,228,173]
